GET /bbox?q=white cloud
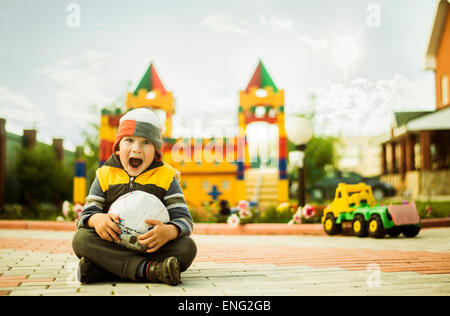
[200,14,250,35]
[200,14,295,35]
[299,36,329,53]
[37,50,114,129]
[312,75,435,136]
[84,50,110,71]
[257,14,267,27]
[269,17,294,31]
[172,79,237,138]
[0,85,48,129]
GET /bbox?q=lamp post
[285,116,313,207]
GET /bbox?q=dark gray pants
[72,228,197,281]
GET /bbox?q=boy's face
[116,136,156,177]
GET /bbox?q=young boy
[72,108,196,286]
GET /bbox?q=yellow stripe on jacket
[96,164,176,193]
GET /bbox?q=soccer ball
[108,190,170,238]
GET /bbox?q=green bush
[258,205,293,223]
[188,203,218,223]
[1,204,24,219]
[0,203,61,220]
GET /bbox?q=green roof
[394,111,433,127]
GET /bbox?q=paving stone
[40,288,80,296]
[8,287,49,296]
[76,284,116,295]
[1,228,450,295]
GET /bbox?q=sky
[0,0,439,151]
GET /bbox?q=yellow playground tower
[95,60,289,208]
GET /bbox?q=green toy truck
[321,183,420,238]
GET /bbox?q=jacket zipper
[129,176,135,190]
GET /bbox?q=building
[380,0,450,199]
[336,136,382,177]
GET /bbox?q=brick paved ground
[1,227,450,296]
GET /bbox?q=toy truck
[321,183,420,238]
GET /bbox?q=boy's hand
[88,213,121,243]
[138,219,179,253]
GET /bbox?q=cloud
[84,50,110,71]
[0,85,48,129]
[257,14,267,27]
[269,17,294,31]
[200,14,250,35]
[299,36,329,53]
[172,79,237,138]
[37,50,114,129]
[312,75,435,136]
[200,14,295,35]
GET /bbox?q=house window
[442,74,449,106]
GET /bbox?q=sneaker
[145,256,181,285]
[77,257,119,284]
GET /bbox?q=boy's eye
[143,140,149,145]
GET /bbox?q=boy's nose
[131,142,142,152]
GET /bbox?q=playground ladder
[252,166,265,204]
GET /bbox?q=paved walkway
[1,227,450,296]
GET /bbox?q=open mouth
[129,158,143,169]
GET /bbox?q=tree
[304,136,339,186]
[15,146,73,217]
[288,136,339,193]
[80,119,100,186]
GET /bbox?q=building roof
[393,111,434,128]
[133,63,167,95]
[406,106,450,131]
[425,0,450,70]
[245,60,278,93]
[389,107,450,140]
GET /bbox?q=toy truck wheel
[352,215,368,237]
[387,226,402,237]
[323,213,342,235]
[367,215,386,238]
[402,225,420,238]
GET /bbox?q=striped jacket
[77,154,193,239]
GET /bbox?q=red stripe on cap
[112,120,136,153]
[117,120,136,136]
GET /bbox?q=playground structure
[75,60,290,208]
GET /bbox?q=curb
[193,223,325,235]
[0,220,77,231]
[420,217,450,228]
[0,218,449,235]
[0,220,324,235]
